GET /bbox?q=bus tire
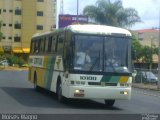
[57,81,65,102]
[104,100,115,107]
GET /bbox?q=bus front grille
[88,82,117,86]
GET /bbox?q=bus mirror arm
[132,70,137,77]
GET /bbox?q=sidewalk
[0,66,28,71]
[132,83,160,91]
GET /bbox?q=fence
[133,68,159,85]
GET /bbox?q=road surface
[0,70,160,120]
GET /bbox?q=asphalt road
[0,70,160,120]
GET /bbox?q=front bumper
[67,86,131,100]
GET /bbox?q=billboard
[58,15,88,28]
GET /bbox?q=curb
[0,66,28,71]
[132,84,160,91]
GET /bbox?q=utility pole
[158,10,160,89]
[60,0,64,14]
[150,36,152,72]
[77,0,79,23]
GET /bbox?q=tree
[83,0,141,28]
[131,33,159,69]
[141,45,158,68]
[131,34,143,62]
[141,46,152,64]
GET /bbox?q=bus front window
[73,35,131,73]
[104,37,131,73]
[73,35,103,71]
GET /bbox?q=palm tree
[83,0,141,28]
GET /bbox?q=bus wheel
[104,100,115,107]
[57,82,64,102]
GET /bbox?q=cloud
[62,0,97,15]
[58,0,160,30]
[122,0,160,29]
[151,0,159,3]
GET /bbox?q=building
[0,0,56,55]
[132,29,159,67]
[133,29,159,47]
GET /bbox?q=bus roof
[32,31,53,38]
[66,24,132,36]
[32,24,131,38]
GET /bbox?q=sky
[57,0,160,30]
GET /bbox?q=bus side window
[30,40,34,54]
[40,38,45,53]
[45,37,49,53]
[48,36,52,52]
[34,40,40,53]
[51,36,56,52]
[55,36,58,52]
[34,41,37,53]
[57,34,64,54]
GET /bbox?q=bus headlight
[124,91,128,95]
[74,89,84,97]
[120,91,128,95]
[75,89,80,93]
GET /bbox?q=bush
[0,54,27,67]
[7,55,19,66]
[18,58,26,67]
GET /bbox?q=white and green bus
[29,24,132,107]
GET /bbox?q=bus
[29,24,132,107]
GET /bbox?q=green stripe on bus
[110,76,120,83]
[44,57,55,90]
[101,76,120,83]
[101,76,112,82]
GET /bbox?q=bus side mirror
[132,70,137,77]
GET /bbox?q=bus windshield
[73,35,131,73]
